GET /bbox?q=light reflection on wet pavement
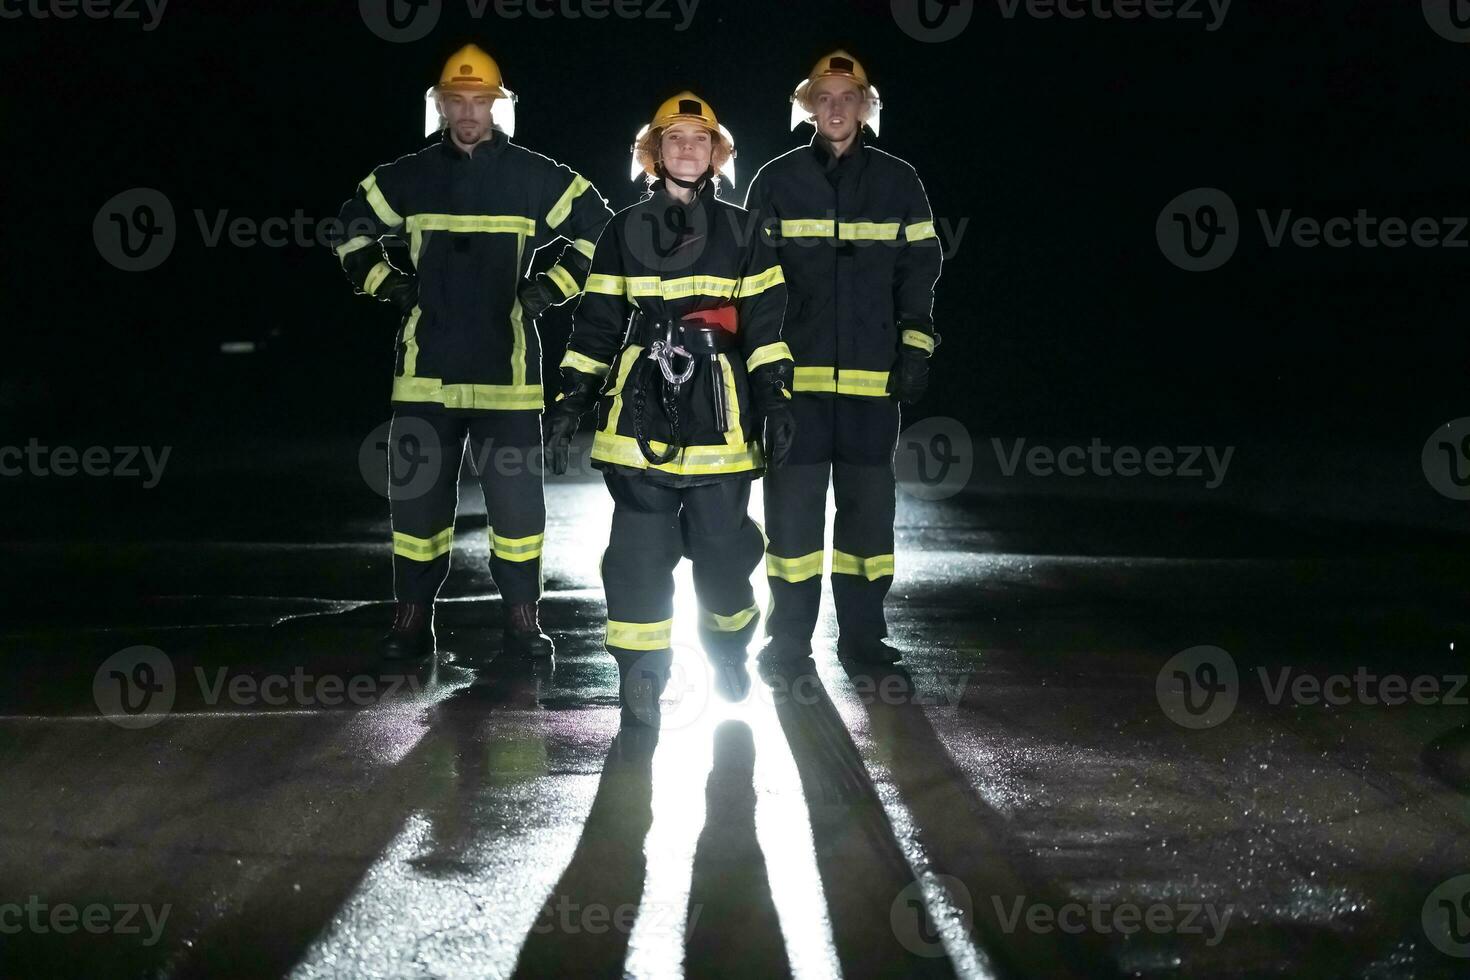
[2,466,1469,978]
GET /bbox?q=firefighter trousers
[387,405,545,606]
[763,394,900,642]
[600,472,765,661]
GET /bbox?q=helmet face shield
[424,86,517,138]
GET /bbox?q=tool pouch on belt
[628,307,742,465]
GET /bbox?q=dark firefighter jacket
[562,178,791,486]
[330,131,613,411]
[743,134,942,397]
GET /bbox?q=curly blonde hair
[636,126,732,187]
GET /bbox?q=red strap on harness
[680,305,738,335]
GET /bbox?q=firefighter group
[329,44,943,725]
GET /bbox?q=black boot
[758,634,814,666]
[613,649,671,728]
[836,635,902,665]
[380,602,435,661]
[504,602,554,659]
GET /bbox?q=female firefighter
[543,92,795,725]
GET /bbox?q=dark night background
[1,0,1466,530]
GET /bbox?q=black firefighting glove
[750,362,796,470]
[378,271,419,318]
[517,274,561,321]
[888,326,941,406]
[542,369,602,475]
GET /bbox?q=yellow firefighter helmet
[630,90,737,185]
[790,49,882,136]
[424,43,518,137]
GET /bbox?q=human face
[660,122,713,182]
[438,90,497,147]
[808,77,867,144]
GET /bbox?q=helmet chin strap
[655,162,713,189]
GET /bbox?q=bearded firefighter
[544,92,794,724]
[328,44,613,660]
[744,51,943,665]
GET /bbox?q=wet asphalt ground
[3,430,1470,979]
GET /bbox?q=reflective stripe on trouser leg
[389,409,468,603]
[830,396,901,640]
[762,394,833,640]
[467,412,546,604]
[602,474,684,653]
[681,478,765,652]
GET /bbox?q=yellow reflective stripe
[902,329,935,353]
[560,349,610,377]
[737,265,785,297]
[391,376,544,410]
[606,618,674,651]
[791,366,891,396]
[718,353,743,447]
[837,369,890,395]
[781,219,835,237]
[573,238,597,259]
[746,342,793,373]
[335,235,376,259]
[360,174,404,228]
[839,221,901,241]
[905,220,938,242]
[393,527,454,561]
[591,431,762,476]
[793,366,835,393]
[831,550,895,580]
[623,275,739,301]
[511,232,529,387]
[766,550,824,583]
[491,531,544,562]
[363,261,392,296]
[547,264,579,299]
[546,176,592,230]
[405,214,537,236]
[402,307,421,375]
[699,603,759,633]
[585,274,625,296]
[603,345,640,435]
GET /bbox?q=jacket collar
[438,128,509,162]
[809,131,867,180]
